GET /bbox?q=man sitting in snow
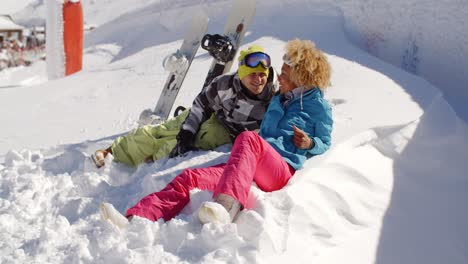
[92,45,277,168]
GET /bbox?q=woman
[101,39,333,228]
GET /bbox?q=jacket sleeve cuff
[307,137,329,155]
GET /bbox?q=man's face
[278,63,297,94]
[241,72,268,95]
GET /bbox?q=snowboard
[138,10,209,126]
[202,0,256,88]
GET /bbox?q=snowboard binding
[201,34,236,63]
[162,50,189,75]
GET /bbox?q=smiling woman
[280,39,331,95]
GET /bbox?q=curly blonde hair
[285,39,331,89]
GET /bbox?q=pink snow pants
[126,131,295,221]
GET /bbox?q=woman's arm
[292,99,333,156]
[293,125,314,149]
[307,119,332,155]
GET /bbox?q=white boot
[198,201,231,224]
[198,194,241,224]
[100,202,129,229]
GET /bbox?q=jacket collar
[280,87,321,109]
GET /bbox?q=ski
[139,10,209,126]
[202,0,256,87]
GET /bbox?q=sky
[1,0,467,263]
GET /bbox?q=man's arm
[169,76,224,158]
[180,81,219,135]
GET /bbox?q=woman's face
[278,63,297,94]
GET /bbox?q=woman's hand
[293,126,314,149]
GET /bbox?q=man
[92,45,277,168]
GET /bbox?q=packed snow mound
[2,93,466,263]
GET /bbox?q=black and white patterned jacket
[182,67,277,140]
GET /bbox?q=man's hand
[293,126,314,149]
[168,141,197,158]
[144,155,154,163]
[168,129,196,158]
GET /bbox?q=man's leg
[110,111,189,166]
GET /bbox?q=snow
[0,15,25,30]
[45,0,65,79]
[338,0,468,121]
[1,0,467,263]
[0,0,36,15]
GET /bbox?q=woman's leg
[214,131,295,206]
[126,164,226,221]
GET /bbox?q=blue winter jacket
[259,88,333,170]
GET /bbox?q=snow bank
[338,0,468,120]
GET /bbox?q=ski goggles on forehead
[282,54,294,66]
[240,52,271,69]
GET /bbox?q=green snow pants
[111,110,231,167]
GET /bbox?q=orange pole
[63,1,83,76]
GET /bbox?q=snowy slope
[1,0,467,263]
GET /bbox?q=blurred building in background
[0,14,45,70]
